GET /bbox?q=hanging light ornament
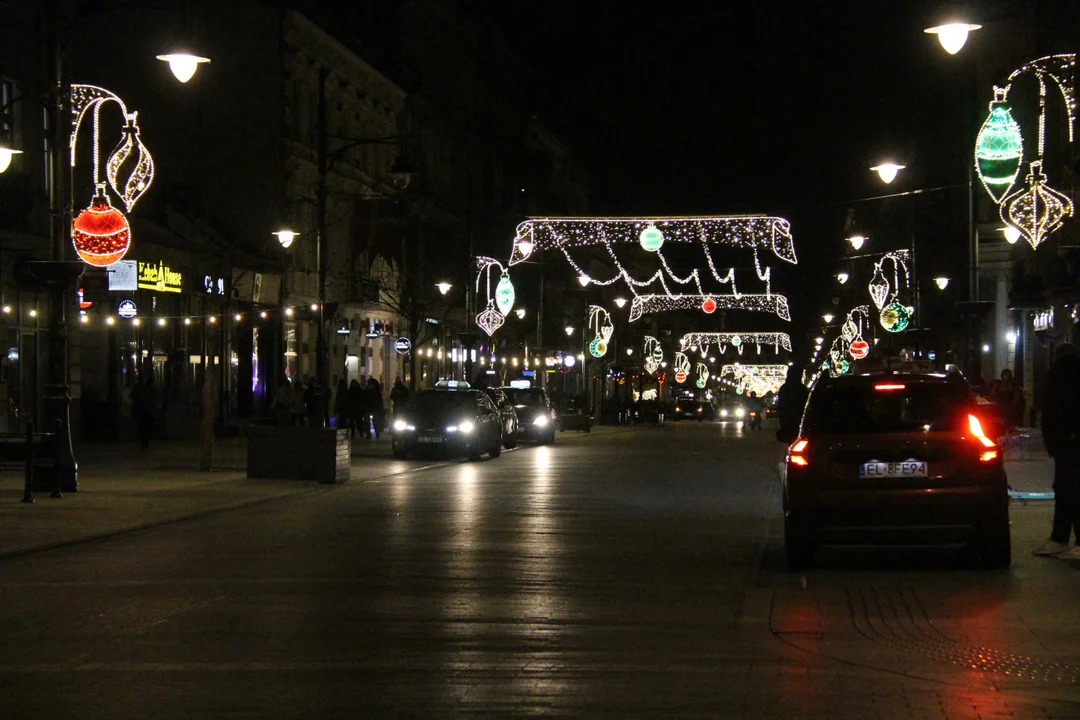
[849,338,869,359]
[974,90,1024,203]
[730,335,742,348]
[701,296,717,313]
[674,351,690,383]
[72,182,131,266]
[696,362,709,389]
[106,112,155,212]
[868,264,890,309]
[589,337,608,358]
[841,316,858,342]
[880,300,911,332]
[1001,160,1074,250]
[639,225,665,252]
[476,299,504,336]
[494,271,515,315]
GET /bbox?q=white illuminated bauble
[577,274,591,287]
[639,225,664,252]
[156,53,211,83]
[924,22,981,55]
[870,163,905,184]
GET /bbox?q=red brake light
[790,455,809,467]
[874,383,906,391]
[967,413,996,448]
[790,439,808,453]
[980,450,999,462]
[788,438,809,467]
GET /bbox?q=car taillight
[967,413,996,448]
[788,438,809,467]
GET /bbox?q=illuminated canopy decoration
[976,54,1077,250]
[70,84,155,266]
[629,294,790,322]
[720,364,788,396]
[680,332,792,355]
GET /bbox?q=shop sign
[108,260,138,291]
[137,261,182,293]
[394,337,412,354]
[204,275,226,295]
[1033,308,1054,332]
[117,299,137,318]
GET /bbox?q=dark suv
[500,387,556,444]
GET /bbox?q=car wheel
[545,428,556,445]
[489,436,502,458]
[976,519,1011,569]
[391,441,408,460]
[466,443,483,461]
[784,516,815,572]
[504,429,517,449]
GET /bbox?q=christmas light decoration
[639,225,665,252]
[849,339,869,359]
[868,265,889,309]
[674,352,690,383]
[720,364,787,396]
[72,183,131,266]
[495,271,515,315]
[702,296,717,314]
[587,305,613,357]
[475,257,509,336]
[696,362,710,389]
[476,299,504,337]
[629,294,790,322]
[509,216,797,267]
[975,91,1024,202]
[1001,161,1074,250]
[880,301,911,332]
[643,336,662,374]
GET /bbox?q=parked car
[500,387,556,443]
[782,371,1010,571]
[479,386,519,448]
[391,388,503,461]
[670,398,706,421]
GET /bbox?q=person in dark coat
[131,375,156,450]
[348,379,367,438]
[389,377,410,416]
[775,365,809,442]
[366,378,384,439]
[333,378,349,428]
[1034,343,1080,558]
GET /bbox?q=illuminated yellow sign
[137,261,183,293]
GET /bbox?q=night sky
[489,1,976,333]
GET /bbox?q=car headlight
[720,409,728,417]
[697,407,702,413]
[674,406,681,412]
[533,416,548,427]
[393,419,407,431]
[455,420,474,434]
[735,408,745,418]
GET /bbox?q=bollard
[21,421,34,503]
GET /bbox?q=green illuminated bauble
[735,387,743,395]
[975,101,1023,204]
[730,335,741,347]
[639,225,665,252]
[696,376,707,389]
[589,337,608,358]
[495,272,515,315]
[880,300,910,333]
[822,361,829,370]
[838,359,850,374]
[652,345,664,362]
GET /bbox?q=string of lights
[628,294,791,322]
[679,332,792,355]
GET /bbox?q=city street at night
[2,424,1078,719]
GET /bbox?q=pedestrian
[272,376,293,427]
[306,376,324,428]
[290,375,308,426]
[988,368,1026,429]
[1033,343,1080,558]
[333,378,349,428]
[390,376,410,416]
[349,378,368,438]
[131,374,156,450]
[367,377,385,439]
[775,364,809,442]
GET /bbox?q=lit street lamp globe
[924,21,981,55]
[273,229,298,248]
[156,52,211,83]
[870,163,905,184]
[847,235,866,251]
[934,276,950,290]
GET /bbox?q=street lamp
[614,297,627,308]
[836,272,849,284]
[997,226,1021,244]
[924,21,981,55]
[565,325,575,336]
[870,163,905,184]
[155,52,211,83]
[0,142,23,173]
[847,235,866,251]
[823,313,835,324]
[814,336,824,344]
[436,281,452,295]
[934,276,950,290]
[626,348,633,356]
[273,229,298,248]
[515,308,526,319]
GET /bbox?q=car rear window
[804,380,971,434]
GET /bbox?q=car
[715,399,746,423]
[670,399,706,421]
[479,387,519,448]
[764,394,779,419]
[782,371,1010,572]
[500,386,556,443]
[390,388,503,461]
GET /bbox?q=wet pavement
[1,421,1078,718]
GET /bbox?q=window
[804,381,971,435]
[42,105,51,192]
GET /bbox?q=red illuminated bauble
[675,370,687,383]
[72,192,131,267]
[849,338,869,360]
[702,297,717,314]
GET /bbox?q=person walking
[333,378,349,428]
[131,374,156,450]
[988,368,1026,429]
[289,375,308,426]
[272,376,293,427]
[367,377,385,439]
[349,378,369,438]
[390,377,410,416]
[1033,343,1080,558]
[775,364,809,442]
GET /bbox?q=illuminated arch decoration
[70,84,155,267]
[679,332,792,356]
[629,294,790,322]
[976,54,1077,249]
[720,364,788,396]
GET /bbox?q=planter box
[247,427,351,484]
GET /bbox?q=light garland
[679,332,792,355]
[509,215,797,266]
[629,294,790,322]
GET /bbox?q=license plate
[417,436,443,444]
[860,461,927,478]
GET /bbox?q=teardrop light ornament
[974,95,1023,204]
[106,112,155,212]
[639,225,665,252]
[475,300,505,337]
[72,183,131,267]
[841,317,858,342]
[1001,161,1074,250]
[868,264,890,309]
[494,271,515,315]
